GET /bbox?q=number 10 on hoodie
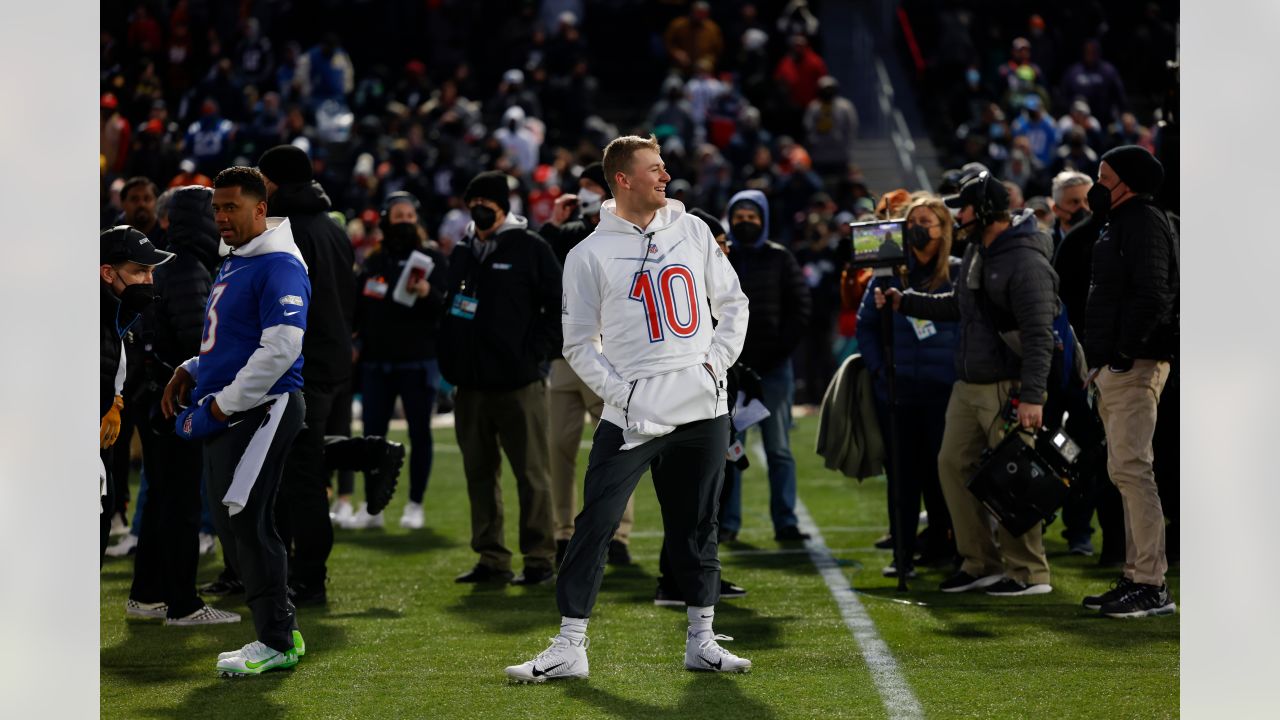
[629,265,700,342]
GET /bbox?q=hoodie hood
[984,208,1053,260]
[464,211,528,240]
[266,180,332,217]
[233,217,309,271]
[595,198,687,237]
[725,189,770,247]
[165,185,220,271]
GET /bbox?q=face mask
[383,223,420,255]
[906,225,933,250]
[731,221,763,246]
[577,187,603,216]
[1086,182,1113,218]
[1068,208,1091,226]
[470,205,498,231]
[119,282,156,315]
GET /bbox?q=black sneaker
[774,525,810,542]
[1100,582,1176,619]
[984,578,1052,596]
[555,539,570,568]
[718,528,738,544]
[1067,536,1096,556]
[455,564,514,584]
[719,580,747,599]
[512,566,555,586]
[288,581,328,607]
[1082,576,1134,611]
[198,576,245,597]
[938,571,1003,593]
[654,584,685,607]
[607,540,633,566]
[873,533,894,550]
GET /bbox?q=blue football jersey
[193,251,310,402]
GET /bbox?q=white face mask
[577,187,603,216]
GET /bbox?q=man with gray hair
[1050,170,1092,250]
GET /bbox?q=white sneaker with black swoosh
[685,633,752,673]
[504,635,589,683]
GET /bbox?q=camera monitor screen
[849,220,906,268]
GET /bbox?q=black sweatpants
[557,416,730,618]
[130,427,204,618]
[205,391,305,653]
[277,380,343,588]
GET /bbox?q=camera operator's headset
[969,171,998,226]
[380,191,422,232]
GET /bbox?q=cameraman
[876,173,1058,597]
[1079,146,1178,619]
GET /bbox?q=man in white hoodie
[160,166,309,677]
[505,135,752,682]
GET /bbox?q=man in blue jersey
[160,166,311,677]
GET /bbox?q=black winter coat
[899,211,1060,404]
[268,181,357,385]
[1052,213,1103,337]
[1084,196,1179,365]
[354,244,449,363]
[100,285,127,417]
[147,186,220,373]
[728,240,812,373]
[438,224,563,391]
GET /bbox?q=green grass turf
[101,415,1178,719]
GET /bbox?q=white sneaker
[105,533,138,557]
[685,633,752,673]
[166,604,241,626]
[125,599,167,620]
[215,641,298,677]
[342,502,382,529]
[504,636,590,683]
[400,501,425,529]
[219,630,303,661]
[109,513,129,537]
[330,498,355,526]
[198,532,216,556]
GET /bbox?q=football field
[100,414,1179,719]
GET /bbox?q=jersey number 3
[628,265,700,342]
[200,283,228,353]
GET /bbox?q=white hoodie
[562,198,749,448]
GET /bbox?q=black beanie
[257,144,313,186]
[464,171,511,213]
[579,162,612,199]
[689,208,725,238]
[1101,145,1164,195]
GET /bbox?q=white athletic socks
[560,616,588,644]
[688,605,714,638]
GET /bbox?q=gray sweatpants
[556,416,730,618]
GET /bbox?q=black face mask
[383,223,420,255]
[1086,183,1113,219]
[906,225,933,250]
[470,205,498,232]
[731,221,763,246]
[119,282,156,315]
[1068,207,1091,227]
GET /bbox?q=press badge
[725,440,745,462]
[363,276,389,299]
[450,293,479,319]
[907,317,937,341]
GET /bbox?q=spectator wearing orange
[664,2,724,73]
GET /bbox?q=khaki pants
[1095,359,1170,585]
[454,381,555,573]
[938,380,1051,585]
[548,359,634,543]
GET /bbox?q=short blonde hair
[602,135,661,195]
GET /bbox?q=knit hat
[257,144,313,186]
[464,171,511,213]
[578,162,611,199]
[1101,145,1164,195]
[689,208,725,239]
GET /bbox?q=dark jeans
[1059,385,1110,545]
[277,380,344,588]
[205,392,305,653]
[874,394,954,561]
[327,379,356,498]
[558,417,730,618]
[360,360,438,504]
[130,428,205,618]
[719,363,800,533]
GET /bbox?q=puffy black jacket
[728,240,812,373]
[268,181,357,385]
[438,221,563,391]
[1084,196,1179,365]
[899,210,1059,404]
[354,243,449,363]
[147,186,220,373]
[1052,213,1103,337]
[100,285,127,417]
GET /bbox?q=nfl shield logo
[183,415,193,435]
[648,244,658,254]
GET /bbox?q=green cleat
[216,642,299,677]
[293,630,306,657]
